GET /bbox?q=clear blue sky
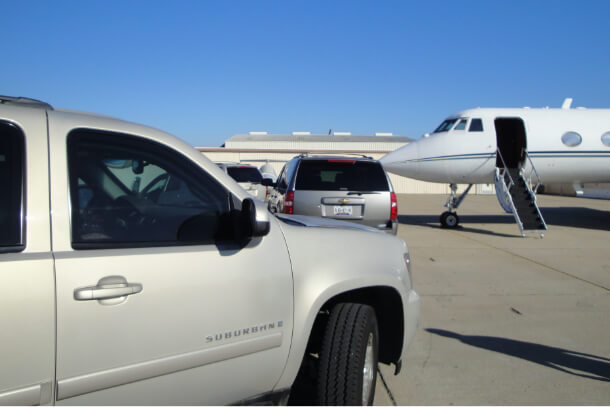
[3,0,609,147]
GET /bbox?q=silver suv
[216,162,269,201]
[268,155,398,234]
[0,96,418,405]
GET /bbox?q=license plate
[333,205,353,216]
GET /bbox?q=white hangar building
[197,131,494,195]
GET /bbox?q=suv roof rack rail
[0,96,53,110]
[300,152,374,160]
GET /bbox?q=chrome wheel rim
[446,215,457,227]
[362,332,375,405]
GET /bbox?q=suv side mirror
[240,198,270,238]
[261,178,275,187]
[176,198,270,244]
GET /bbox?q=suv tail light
[284,190,294,214]
[390,192,398,221]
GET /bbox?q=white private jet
[380,98,610,236]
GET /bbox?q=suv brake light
[390,192,398,221]
[284,191,294,214]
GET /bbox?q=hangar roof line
[226,132,413,144]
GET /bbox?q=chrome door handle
[74,276,143,301]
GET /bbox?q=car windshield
[227,167,263,183]
[295,160,389,191]
[433,119,458,133]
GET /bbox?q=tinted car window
[285,159,299,186]
[227,167,263,183]
[0,121,25,251]
[295,160,389,191]
[68,130,232,248]
[276,165,288,191]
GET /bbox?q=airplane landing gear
[440,184,473,228]
[440,211,459,228]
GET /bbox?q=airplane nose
[380,142,419,178]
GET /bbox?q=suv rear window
[227,167,263,183]
[295,160,389,191]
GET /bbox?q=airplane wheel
[440,211,459,228]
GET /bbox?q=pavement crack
[378,369,398,406]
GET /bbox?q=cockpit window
[454,119,467,131]
[469,118,483,132]
[433,119,458,133]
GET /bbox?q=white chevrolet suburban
[0,96,420,405]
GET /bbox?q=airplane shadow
[398,214,519,238]
[426,328,610,382]
[540,206,610,231]
[398,206,610,233]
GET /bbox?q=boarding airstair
[494,150,547,237]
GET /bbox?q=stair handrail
[494,167,524,234]
[524,152,543,193]
[496,149,515,188]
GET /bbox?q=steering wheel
[141,173,170,202]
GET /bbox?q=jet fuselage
[381,106,610,185]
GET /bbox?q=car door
[0,110,55,405]
[47,119,293,405]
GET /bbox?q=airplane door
[495,118,527,169]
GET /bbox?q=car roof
[296,154,377,162]
[218,162,258,168]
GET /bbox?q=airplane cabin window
[601,132,610,147]
[469,118,483,132]
[454,119,467,130]
[561,131,582,147]
[433,119,458,133]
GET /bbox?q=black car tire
[318,303,379,406]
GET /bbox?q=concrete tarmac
[374,194,610,405]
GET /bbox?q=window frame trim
[0,120,26,253]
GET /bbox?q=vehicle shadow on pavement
[426,328,610,382]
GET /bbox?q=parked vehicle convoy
[0,96,419,405]
[216,162,270,202]
[267,155,399,234]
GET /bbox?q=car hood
[275,214,381,233]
